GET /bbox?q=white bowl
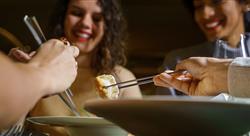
[85,96,250,136]
[27,116,127,136]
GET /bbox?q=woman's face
[64,0,104,54]
[193,0,245,41]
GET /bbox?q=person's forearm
[0,39,78,129]
[0,54,48,129]
[228,57,250,97]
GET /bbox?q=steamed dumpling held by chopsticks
[95,74,120,99]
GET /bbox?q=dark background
[0,0,205,94]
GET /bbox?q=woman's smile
[73,29,92,43]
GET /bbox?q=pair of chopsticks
[103,70,188,89]
[23,15,80,116]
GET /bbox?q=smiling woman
[27,0,141,135]
[48,0,129,74]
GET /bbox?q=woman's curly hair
[48,0,127,74]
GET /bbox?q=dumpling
[95,74,119,99]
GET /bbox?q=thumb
[29,51,36,57]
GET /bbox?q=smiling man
[158,0,250,95]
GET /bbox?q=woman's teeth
[206,21,219,29]
[76,33,90,39]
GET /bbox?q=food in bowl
[95,74,119,99]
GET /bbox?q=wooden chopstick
[104,70,187,89]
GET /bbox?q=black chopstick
[118,78,154,89]
[104,70,187,89]
[103,75,155,89]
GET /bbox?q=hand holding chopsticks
[23,15,80,116]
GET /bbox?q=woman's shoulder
[113,65,135,75]
[114,65,130,70]
[113,65,136,81]
[113,66,142,98]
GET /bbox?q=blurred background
[0,0,205,94]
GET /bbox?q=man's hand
[154,57,232,96]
